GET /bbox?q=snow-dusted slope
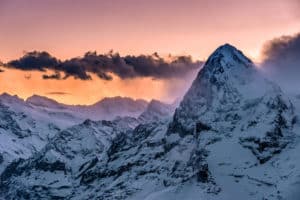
[0,93,84,128]
[0,119,134,199]
[0,98,61,174]
[1,44,300,200]
[0,94,146,177]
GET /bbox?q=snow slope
[0,97,61,174]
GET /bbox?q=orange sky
[0,68,196,104]
[0,0,299,104]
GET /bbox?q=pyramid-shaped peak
[169,43,293,138]
[205,43,253,69]
[212,43,248,57]
[215,43,239,51]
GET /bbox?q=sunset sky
[0,0,299,104]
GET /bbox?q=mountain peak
[215,43,238,51]
[0,92,24,104]
[27,94,57,102]
[204,44,253,72]
[26,94,65,109]
[168,44,290,136]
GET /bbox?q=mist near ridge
[260,32,300,96]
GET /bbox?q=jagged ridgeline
[1,44,299,200]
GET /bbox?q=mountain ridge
[0,93,151,121]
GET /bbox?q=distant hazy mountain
[1,44,300,200]
[26,95,148,121]
[26,95,67,109]
[138,99,175,123]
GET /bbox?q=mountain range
[1,44,300,200]
[0,93,174,177]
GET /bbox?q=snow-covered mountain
[1,44,300,200]
[26,95,148,121]
[27,95,67,109]
[169,44,295,163]
[0,94,149,180]
[0,95,61,174]
[90,97,148,119]
[0,93,84,129]
[166,44,299,199]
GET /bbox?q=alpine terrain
[1,44,300,200]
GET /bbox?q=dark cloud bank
[5,51,202,81]
[0,60,4,72]
[261,32,300,94]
